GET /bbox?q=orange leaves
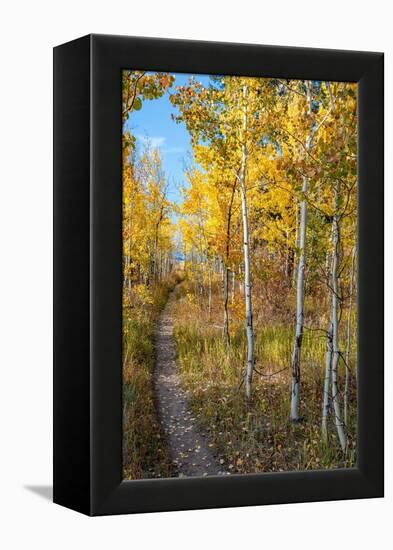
[159,74,173,89]
[122,70,174,120]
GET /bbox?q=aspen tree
[344,247,356,425]
[238,84,255,399]
[290,81,313,421]
[330,182,347,451]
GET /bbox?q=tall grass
[173,282,357,474]
[122,272,183,479]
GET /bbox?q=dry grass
[122,272,183,479]
[172,279,357,474]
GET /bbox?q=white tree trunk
[231,269,235,304]
[290,81,313,421]
[330,183,347,452]
[292,203,298,289]
[322,228,334,441]
[325,249,330,280]
[222,181,236,349]
[344,246,356,426]
[208,263,212,319]
[322,323,333,441]
[290,173,308,420]
[240,84,254,400]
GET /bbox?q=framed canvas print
[53,34,383,515]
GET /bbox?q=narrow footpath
[154,290,223,477]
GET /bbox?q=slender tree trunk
[290,173,307,420]
[208,263,212,319]
[152,225,159,283]
[344,246,356,426]
[183,245,187,273]
[322,229,334,441]
[331,183,347,452]
[231,269,235,304]
[292,203,299,289]
[159,249,163,282]
[124,191,135,293]
[239,265,244,295]
[290,82,312,421]
[223,179,237,349]
[223,264,230,348]
[152,205,165,284]
[239,84,254,400]
[322,323,333,441]
[325,240,331,278]
[199,255,204,301]
[284,230,289,279]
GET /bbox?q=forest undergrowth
[122,272,183,479]
[173,279,357,474]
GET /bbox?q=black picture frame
[53,34,384,516]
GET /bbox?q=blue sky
[124,72,211,207]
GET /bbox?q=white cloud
[137,134,166,148]
[136,134,184,155]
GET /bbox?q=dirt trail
[154,289,223,477]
